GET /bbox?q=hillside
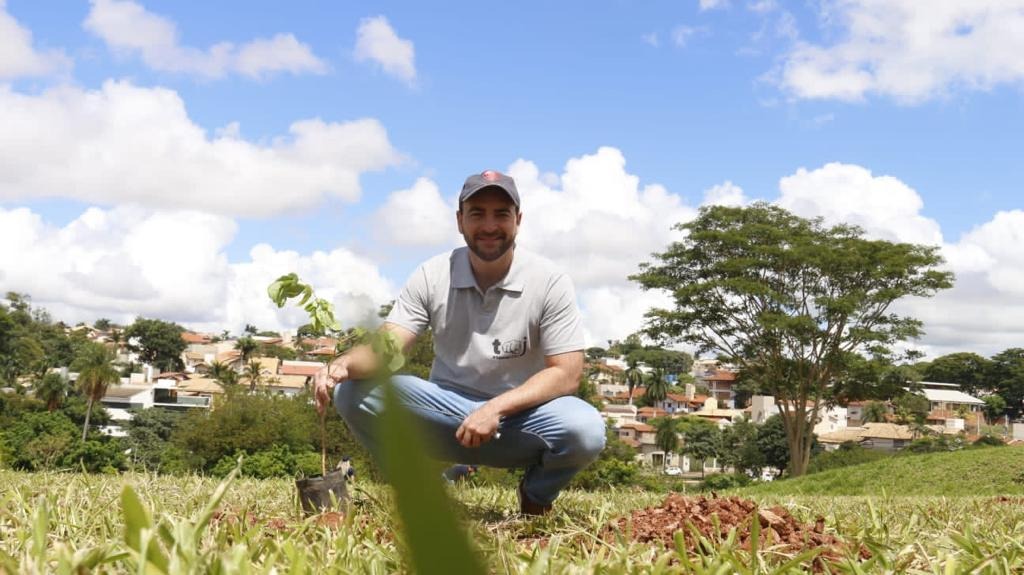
[745,445,1024,496]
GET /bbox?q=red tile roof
[618,421,656,432]
[280,364,322,376]
[308,347,337,356]
[700,370,737,382]
[181,332,211,344]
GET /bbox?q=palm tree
[209,360,238,386]
[653,417,679,471]
[624,359,643,406]
[862,400,888,423]
[244,360,264,393]
[72,342,120,441]
[35,372,68,412]
[235,337,259,364]
[646,368,669,405]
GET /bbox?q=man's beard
[465,233,515,262]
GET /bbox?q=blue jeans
[334,375,606,505]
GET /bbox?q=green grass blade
[121,486,170,574]
[379,381,485,575]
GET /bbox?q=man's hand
[314,358,349,416]
[456,405,502,448]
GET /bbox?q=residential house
[819,422,948,452]
[919,382,984,414]
[175,377,224,406]
[657,384,709,415]
[636,406,669,423]
[749,395,848,435]
[690,397,744,428]
[695,369,738,406]
[610,386,645,404]
[260,374,308,396]
[589,362,627,397]
[615,421,681,468]
[600,404,637,426]
[278,360,324,389]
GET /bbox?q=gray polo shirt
[386,246,585,398]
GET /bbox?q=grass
[3,467,1024,573]
[745,445,1024,497]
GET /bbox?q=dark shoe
[517,479,552,517]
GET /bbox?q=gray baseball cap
[459,170,520,208]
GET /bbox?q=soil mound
[607,493,865,562]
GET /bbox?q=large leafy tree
[718,418,764,476]
[632,204,953,476]
[72,342,121,441]
[680,423,719,478]
[124,318,186,372]
[990,348,1024,419]
[921,352,992,395]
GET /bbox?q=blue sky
[2,0,1023,357]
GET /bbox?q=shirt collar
[451,247,525,293]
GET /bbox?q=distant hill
[743,446,1024,496]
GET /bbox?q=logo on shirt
[492,337,527,359]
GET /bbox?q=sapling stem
[320,407,327,477]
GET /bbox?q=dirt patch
[606,493,867,564]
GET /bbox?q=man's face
[457,187,522,262]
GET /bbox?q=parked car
[664,466,682,476]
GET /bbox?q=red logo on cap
[482,170,501,181]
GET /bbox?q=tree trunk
[786,408,811,477]
[82,397,94,442]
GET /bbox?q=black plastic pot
[295,469,348,515]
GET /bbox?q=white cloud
[702,181,748,207]
[700,0,729,10]
[367,148,699,346]
[779,0,1024,102]
[0,81,401,217]
[508,148,699,345]
[771,162,1024,358]
[776,162,943,245]
[373,178,455,246]
[0,206,393,334]
[672,26,699,47]
[748,0,777,14]
[84,0,327,79]
[0,0,70,79]
[642,32,660,47]
[353,16,416,86]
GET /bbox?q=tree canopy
[124,318,186,372]
[921,352,991,395]
[631,203,953,475]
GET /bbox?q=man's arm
[455,350,584,448]
[313,322,418,414]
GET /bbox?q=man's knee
[332,379,373,422]
[552,399,606,467]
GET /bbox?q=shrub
[60,438,128,473]
[808,444,890,473]
[211,444,324,479]
[570,459,641,490]
[700,473,751,491]
[972,434,1006,447]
